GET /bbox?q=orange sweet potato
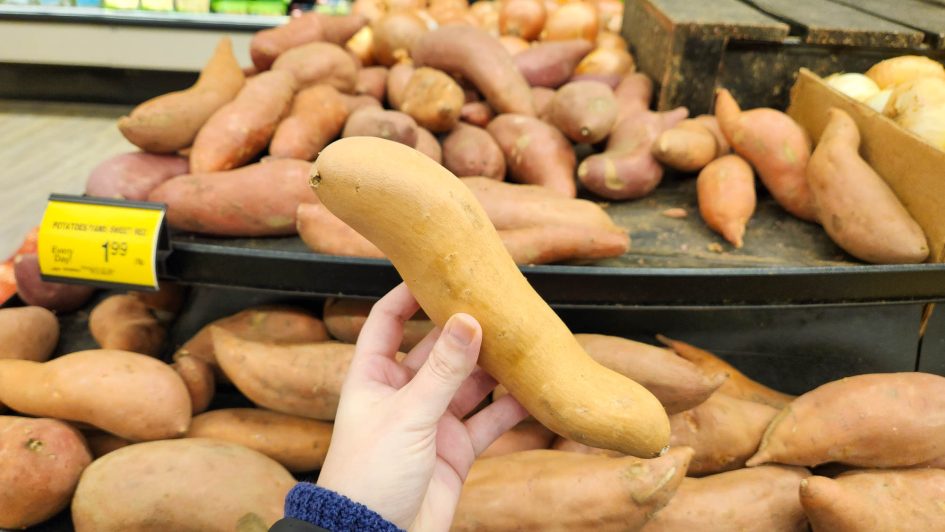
[715,88,817,222]
[807,108,928,264]
[270,84,349,161]
[499,224,628,264]
[386,60,415,109]
[462,176,614,230]
[0,306,58,362]
[250,12,367,70]
[148,159,313,237]
[487,113,576,196]
[14,253,95,313]
[372,11,428,66]
[322,297,433,351]
[118,38,244,153]
[85,152,189,201]
[747,372,945,468]
[89,294,165,357]
[460,101,496,127]
[531,86,555,121]
[697,154,757,248]
[339,93,383,114]
[413,25,535,115]
[297,203,385,259]
[615,72,653,121]
[189,70,296,173]
[129,282,185,320]
[400,67,465,132]
[550,80,617,143]
[480,420,556,459]
[652,116,727,172]
[271,42,358,92]
[541,1,598,42]
[355,65,388,101]
[171,356,215,414]
[342,107,419,146]
[442,124,506,179]
[514,40,594,88]
[414,127,442,163]
[499,0,546,41]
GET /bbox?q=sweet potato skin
[462,177,613,231]
[85,152,189,201]
[514,40,594,88]
[460,101,496,127]
[400,67,465,132]
[486,113,576,196]
[271,42,358,93]
[297,202,385,259]
[697,154,756,248]
[442,124,506,179]
[14,253,95,313]
[171,356,215,414]
[355,65,388,101]
[550,80,617,144]
[342,107,419,147]
[480,420,556,459]
[270,84,349,161]
[250,12,367,70]
[386,61,415,109]
[89,294,165,356]
[652,118,721,172]
[414,127,442,163]
[499,224,629,264]
[0,306,59,362]
[322,297,433,351]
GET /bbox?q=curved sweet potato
[401,67,465,132]
[480,419,555,459]
[250,12,366,70]
[14,253,95,313]
[342,107,419,146]
[271,42,358,92]
[443,124,506,179]
[550,80,617,143]
[85,152,189,201]
[487,113,576,196]
[171,356,215,414]
[697,154,757,248]
[514,40,594,88]
[322,297,433,351]
[0,306,58,362]
[89,294,165,356]
[270,84,349,161]
[297,203,385,259]
[615,72,653,121]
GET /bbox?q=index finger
[353,282,420,368]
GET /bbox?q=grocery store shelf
[0,5,285,30]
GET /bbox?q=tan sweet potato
[270,84,349,161]
[499,0,546,40]
[322,297,433,351]
[72,438,294,532]
[454,448,692,531]
[342,107,419,146]
[460,101,496,127]
[171,356,215,414]
[14,253,95,313]
[514,40,594,89]
[414,126,442,163]
[356,65,388,101]
[212,328,356,420]
[0,416,91,529]
[189,70,296,173]
[697,154,757,248]
[386,60,415,109]
[0,350,191,441]
[0,306,58,362]
[250,12,367,70]
[118,38,244,153]
[297,203,386,258]
[576,334,726,414]
[572,47,634,87]
[643,465,810,532]
[413,25,535,115]
[81,430,130,459]
[442,124,506,179]
[577,107,688,200]
[148,159,313,237]
[807,107,928,263]
[400,67,465,132]
[89,294,165,356]
[747,372,945,468]
[186,408,331,473]
[657,335,794,409]
[715,88,817,222]
[487,113,576,196]
[372,11,428,66]
[499,35,531,56]
[550,80,617,143]
[531,86,555,120]
[800,469,945,531]
[340,93,383,114]
[670,392,779,475]
[653,117,725,172]
[85,152,189,201]
[271,42,358,92]
[480,420,556,459]
[551,436,623,457]
[615,72,653,121]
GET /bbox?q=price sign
[37,195,167,290]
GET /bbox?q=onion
[372,11,428,66]
[866,55,945,90]
[346,26,375,67]
[595,0,623,33]
[884,77,945,119]
[596,31,626,50]
[414,9,439,30]
[574,46,634,77]
[542,2,599,42]
[865,89,893,114]
[499,0,547,41]
[824,73,880,102]
[470,1,500,34]
[896,106,945,150]
[386,0,424,13]
[499,35,531,56]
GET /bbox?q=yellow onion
[346,26,375,67]
[825,72,880,102]
[896,106,945,150]
[865,88,892,114]
[866,55,945,89]
[883,77,945,119]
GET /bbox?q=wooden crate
[623,0,945,114]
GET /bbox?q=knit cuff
[284,482,404,532]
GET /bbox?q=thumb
[399,313,482,425]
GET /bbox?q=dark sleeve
[281,482,405,532]
[270,517,330,532]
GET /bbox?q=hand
[316,283,528,532]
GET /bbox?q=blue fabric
[284,482,404,532]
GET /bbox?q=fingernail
[446,314,477,346]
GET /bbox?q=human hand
[316,283,528,532]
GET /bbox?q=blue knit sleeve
[284,482,405,532]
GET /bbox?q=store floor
[0,99,133,259]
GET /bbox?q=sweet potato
[572,47,634,87]
[189,70,296,173]
[715,88,817,222]
[0,350,191,441]
[697,154,757,248]
[499,0,546,40]
[487,114,576,196]
[173,305,329,369]
[653,117,726,172]
[171,356,215,414]
[514,40,594,88]
[400,67,465,132]
[118,38,244,153]
[577,107,688,200]
[297,203,385,258]
[480,420,556,459]
[442,124,506,179]
[807,108,928,263]
[657,335,794,409]
[386,60,415,109]
[342,107,419,146]
[212,328,356,420]
[550,80,617,143]
[499,35,531,56]
[0,416,91,529]
[460,101,496,127]
[499,224,629,264]
[346,25,374,66]
[72,438,295,532]
[14,253,95,313]
[542,1,598,41]
[355,65,388,101]
[186,408,332,473]
[531,86,555,120]
[271,42,358,92]
[453,448,692,531]
[0,306,58,362]
[148,159,313,237]
[800,469,945,531]
[615,72,654,121]
[642,465,810,532]
[250,12,367,70]
[670,392,778,475]
[322,297,433,351]
[270,84,349,161]
[372,11,428,66]
[576,334,726,414]
[339,93,383,114]
[413,25,535,115]
[89,294,165,356]
[85,152,189,201]
[747,372,945,468]
[82,430,130,458]
[551,436,623,457]
[129,282,185,320]
[414,126,442,163]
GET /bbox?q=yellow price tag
[37,195,166,290]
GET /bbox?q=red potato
[148,159,313,237]
[339,93,383,114]
[297,203,385,259]
[615,72,654,121]
[572,47,635,88]
[715,88,817,222]
[412,25,535,115]
[697,154,757,248]
[342,107,419,147]
[372,11,428,66]
[400,67,466,132]
[0,306,58,362]
[514,40,595,88]
[577,107,689,200]
[250,12,367,70]
[345,25,374,66]
[414,127,442,163]
[85,152,188,201]
[480,420,556,458]
[531,86,555,121]
[460,101,496,127]
[542,1,598,42]
[14,253,95,313]
[442,123,507,179]
[89,294,165,356]
[747,372,945,468]
[271,42,359,93]
[499,0,546,41]
[499,35,531,56]
[189,70,296,173]
[323,298,434,351]
[550,80,618,144]
[653,116,728,172]
[270,84,349,161]
[171,356,215,414]
[356,66,388,101]
[386,60,415,109]
[487,113,577,196]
